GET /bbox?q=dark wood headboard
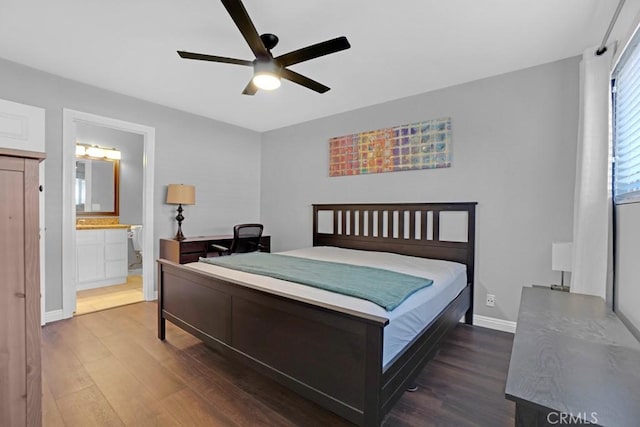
[312,202,477,287]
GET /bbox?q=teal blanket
[199,253,433,311]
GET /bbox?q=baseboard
[616,310,640,342]
[43,309,64,325]
[472,314,516,334]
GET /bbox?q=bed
[157,202,477,426]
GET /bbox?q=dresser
[506,287,640,426]
[160,234,271,264]
[0,148,44,427]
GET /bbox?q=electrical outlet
[486,294,495,307]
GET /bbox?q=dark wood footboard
[158,259,390,425]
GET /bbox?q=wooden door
[0,156,27,425]
[0,154,42,427]
[0,98,46,325]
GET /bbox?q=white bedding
[186,246,467,368]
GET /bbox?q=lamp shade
[166,184,195,205]
[552,242,573,272]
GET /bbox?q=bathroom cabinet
[76,228,128,290]
[0,148,44,426]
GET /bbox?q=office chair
[211,223,264,255]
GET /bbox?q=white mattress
[186,246,467,368]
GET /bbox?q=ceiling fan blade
[281,69,330,93]
[242,80,258,96]
[275,36,351,67]
[177,51,253,66]
[220,0,270,59]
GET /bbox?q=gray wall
[615,203,640,337]
[76,122,145,225]
[0,57,262,312]
[261,57,580,322]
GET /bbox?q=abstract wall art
[328,117,452,177]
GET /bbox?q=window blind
[613,30,640,203]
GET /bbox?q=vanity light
[104,149,122,160]
[76,144,122,160]
[86,146,105,158]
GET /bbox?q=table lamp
[166,184,196,241]
[551,242,572,292]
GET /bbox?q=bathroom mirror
[75,157,120,216]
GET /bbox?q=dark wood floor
[42,302,514,426]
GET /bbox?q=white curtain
[570,46,614,300]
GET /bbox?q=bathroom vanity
[76,225,128,290]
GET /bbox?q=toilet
[129,225,143,267]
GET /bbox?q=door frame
[62,109,155,318]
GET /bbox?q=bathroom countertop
[76,224,131,230]
[76,217,129,230]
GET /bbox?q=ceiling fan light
[253,72,281,90]
[252,60,281,91]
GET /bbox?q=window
[613,28,640,203]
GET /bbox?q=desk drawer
[180,241,207,254]
[180,253,204,264]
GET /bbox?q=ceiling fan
[177,0,351,95]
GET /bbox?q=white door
[0,98,46,325]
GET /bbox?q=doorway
[75,122,145,314]
[61,110,155,318]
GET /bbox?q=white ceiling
[1,0,639,132]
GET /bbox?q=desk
[159,235,271,264]
[505,287,640,426]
